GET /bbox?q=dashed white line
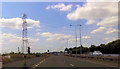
[70,64,74,67]
[35,64,39,67]
[33,59,46,68]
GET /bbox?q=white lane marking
[70,64,74,67]
[33,59,46,68]
[35,64,39,67]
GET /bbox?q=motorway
[2,54,118,69]
[36,55,107,67]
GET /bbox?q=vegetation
[2,52,49,64]
[65,39,120,54]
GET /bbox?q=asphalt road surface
[36,55,107,67]
[3,54,118,69]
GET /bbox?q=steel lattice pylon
[21,14,28,54]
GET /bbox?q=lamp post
[70,25,78,55]
[78,24,82,54]
[62,38,69,53]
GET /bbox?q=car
[93,51,103,56]
[54,52,58,56]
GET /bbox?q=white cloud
[97,16,118,27]
[67,2,117,20]
[0,33,40,43]
[82,44,90,47]
[36,29,42,32]
[86,20,95,25]
[0,33,21,42]
[37,32,73,41]
[66,2,118,37]
[67,38,80,43]
[46,3,73,11]
[0,33,40,53]
[90,16,118,34]
[37,32,82,44]
[91,27,106,34]
[82,36,91,39]
[105,28,118,34]
[0,18,40,29]
[104,37,118,43]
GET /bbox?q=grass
[2,53,45,64]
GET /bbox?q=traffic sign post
[23,55,27,67]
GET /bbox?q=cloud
[67,2,117,20]
[0,33,21,42]
[90,16,118,34]
[36,29,42,32]
[82,44,90,47]
[97,16,118,27]
[0,33,40,43]
[104,37,118,43]
[91,27,106,34]
[37,32,81,44]
[82,36,91,39]
[46,3,73,11]
[86,20,96,25]
[0,18,40,29]
[37,32,73,41]
[91,27,118,34]
[105,28,118,34]
[67,38,80,43]
[0,33,40,53]
[66,2,118,37]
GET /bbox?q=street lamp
[78,24,82,54]
[70,24,78,55]
[62,38,69,52]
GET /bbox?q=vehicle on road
[93,51,103,56]
[54,52,58,56]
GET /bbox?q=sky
[0,2,119,53]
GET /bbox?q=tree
[67,39,120,54]
[89,45,96,52]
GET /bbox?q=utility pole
[70,25,78,55]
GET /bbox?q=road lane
[2,54,117,68]
[37,55,108,67]
[37,55,70,67]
